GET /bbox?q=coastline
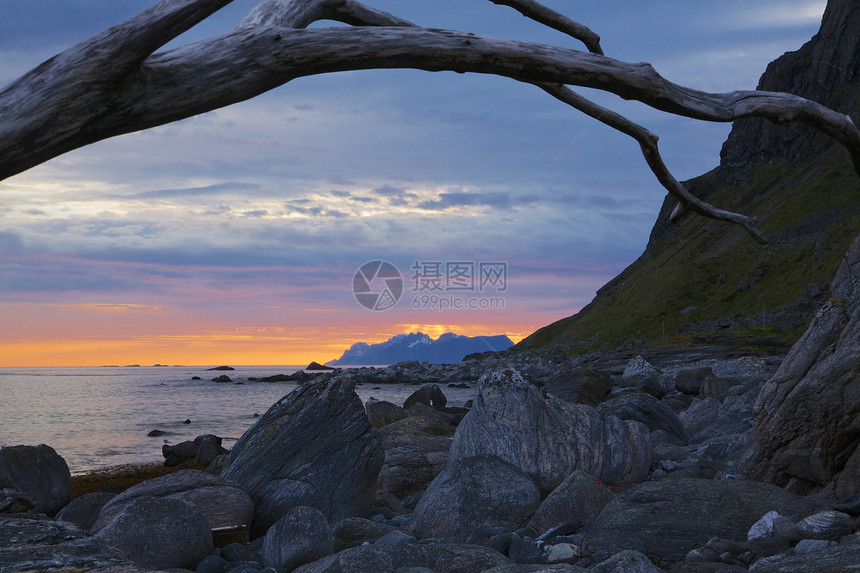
[70,460,208,499]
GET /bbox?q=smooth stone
[795,510,855,540]
[197,554,228,573]
[55,491,116,531]
[403,384,447,410]
[0,444,71,516]
[262,506,333,573]
[590,550,662,573]
[292,542,509,573]
[528,470,613,534]
[365,399,407,428]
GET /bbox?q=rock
[679,398,722,438]
[748,532,860,572]
[92,469,253,534]
[196,554,228,573]
[333,517,394,551]
[0,515,136,571]
[597,392,688,445]
[590,550,661,573]
[545,542,582,563]
[481,565,585,573]
[55,491,116,531]
[94,496,213,569]
[212,374,234,383]
[508,533,544,564]
[0,444,71,516]
[748,511,782,540]
[221,541,255,562]
[449,369,651,491]
[196,434,230,465]
[221,377,384,537]
[528,470,614,534]
[307,361,334,371]
[583,478,812,563]
[403,384,448,410]
[376,415,454,499]
[292,542,509,573]
[743,234,860,496]
[621,356,662,389]
[365,398,407,428]
[833,493,860,516]
[148,429,167,437]
[208,366,235,370]
[675,368,715,395]
[543,366,613,407]
[192,376,202,380]
[374,529,416,545]
[409,455,541,542]
[263,506,333,573]
[795,510,855,540]
[793,538,836,554]
[163,439,199,466]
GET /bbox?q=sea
[0,365,476,474]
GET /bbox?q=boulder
[543,366,613,407]
[795,510,855,540]
[675,368,715,395]
[409,455,541,541]
[364,398,407,428]
[748,533,860,572]
[94,496,213,569]
[0,444,71,516]
[162,438,199,466]
[679,398,722,438]
[743,234,860,496]
[55,491,116,531]
[221,377,384,537]
[333,517,394,551]
[307,361,335,371]
[92,469,253,534]
[263,506,333,573]
[621,356,661,389]
[583,478,813,563]
[403,384,447,410]
[597,392,688,445]
[292,542,510,573]
[377,415,453,499]
[590,550,661,573]
[212,374,233,382]
[449,369,651,492]
[529,470,614,534]
[195,434,230,465]
[481,565,585,573]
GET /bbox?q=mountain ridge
[519,0,860,357]
[328,331,514,365]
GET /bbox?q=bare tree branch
[0,0,858,246]
[489,0,603,55]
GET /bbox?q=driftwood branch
[1,0,858,243]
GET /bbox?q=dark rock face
[528,470,614,534]
[91,469,253,534]
[364,398,407,428]
[94,496,213,570]
[744,235,860,495]
[449,369,651,491]
[293,542,510,573]
[749,533,860,572]
[376,415,454,499]
[221,377,384,537]
[597,392,688,446]
[403,383,448,410]
[409,455,541,541]
[55,492,116,532]
[542,367,613,407]
[262,506,333,573]
[583,478,812,563]
[0,444,71,516]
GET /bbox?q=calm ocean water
[0,366,475,473]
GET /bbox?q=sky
[0,0,828,366]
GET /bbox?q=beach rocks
[542,367,613,407]
[597,392,688,445]
[403,383,448,410]
[56,491,115,531]
[0,444,71,516]
[263,506,333,572]
[409,455,541,541]
[583,478,812,563]
[528,470,614,534]
[91,469,253,534]
[221,377,384,537]
[377,415,454,499]
[449,369,651,491]
[293,542,510,573]
[621,356,661,389]
[94,496,213,569]
[365,398,407,428]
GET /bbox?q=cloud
[127,182,261,200]
[417,192,513,211]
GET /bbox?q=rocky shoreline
[3,343,859,572]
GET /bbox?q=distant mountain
[328,332,514,365]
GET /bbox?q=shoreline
[70,460,208,499]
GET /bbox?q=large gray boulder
[222,377,384,537]
[528,470,614,534]
[263,506,333,573]
[449,369,651,492]
[748,532,860,572]
[0,444,71,516]
[376,415,453,499]
[94,496,213,570]
[91,469,252,534]
[403,383,447,409]
[409,455,541,541]
[597,392,688,445]
[56,492,116,531]
[365,398,407,428]
[542,366,613,407]
[583,478,813,563]
[293,542,510,573]
[744,234,860,496]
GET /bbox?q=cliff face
[520,0,860,356]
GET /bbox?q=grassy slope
[520,144,860,355]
